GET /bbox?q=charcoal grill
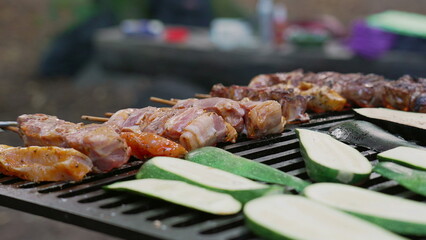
[0,111,423,240]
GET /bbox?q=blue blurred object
[347,20,397,59]
[120,19,164,38]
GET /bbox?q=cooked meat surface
[0,145,92,182]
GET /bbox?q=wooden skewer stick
[150,97,177,106]
[195,93,211,99]
[104,112,114,117]
[2,126,19,133]
[81,115,108,122]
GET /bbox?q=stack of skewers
[0,69,425,183]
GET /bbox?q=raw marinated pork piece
[107,107,238,151]
[173,97,246,133]
[17,114,130,172]
[17,114,81,147]
[180,112,237,150]
[210,84,310,122]
[0,145,92,182]
[173,97,285,138]
[66,124,130,173]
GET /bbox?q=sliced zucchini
[378,146,426,171]
[374,162,426,197]
[329,120,419,152]
[136,157,283,203]
[244,195,406,240]
[304,182,426,236]
[354,108,426,130]
[105,179,241,215]
[185,147,310,192]
[296,128,372,184]
[354,108,426,143]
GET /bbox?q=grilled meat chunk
[239,99,285,138]
[0,145,92,182]
[120,131,187,159]
[382,75,426,113]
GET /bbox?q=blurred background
[1,0,426,239]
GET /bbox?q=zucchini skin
[299,144,369,185]
[329,120,419,152]
[374,162,426,197]
[377,147,426,171]
[245,215,292,240]
[185,147,310,192]
[104,179,242,215]
[136,159,283,203]
[347,211,426,236]
[354,108,426,144]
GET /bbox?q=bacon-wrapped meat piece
[173,97,285,138]
[66,124,130,172]
[0,145,92,182]
[210,84,310,122]
[173,97,246,133]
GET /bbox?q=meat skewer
[104,106,238,150]
[198,70,426,119]
[17,114,130,173]
[246,70,426,113]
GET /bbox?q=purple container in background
[347,20,397,59]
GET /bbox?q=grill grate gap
[172,213,222,228]
[238,140,299,160]
[0,178,25,185]
[121,199,167,215]
[99,195,145,209]
[263,154,302,168]
[223,132,294,153]
[146,207,190,221]
[78,191,120,203]
[277,160,305,173]
[200,219,245,235]
[228,232,258,240]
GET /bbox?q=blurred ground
[0,1,205,239]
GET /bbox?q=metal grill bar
[0,111,424,240]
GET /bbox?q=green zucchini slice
[305,182,426,236]
[374,161,426,197]
[185,147,310,192]
[296,128,372,184]
[106,178,242,215]
[136,157,283,203]
[329,120,419,152]
[378,146,426,170]
[244,195,406,240]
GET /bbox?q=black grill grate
[0,111,424,240]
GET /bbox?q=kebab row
[0,97,286,182]
[208,69,426,123]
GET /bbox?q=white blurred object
[257,0,274,46]
[210,18,256,50]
